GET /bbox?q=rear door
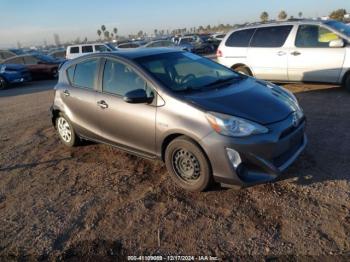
[288,24,346,83]
[61,58,102,140]
[94,58,157,156]
[219,28,255,68]
[247,25,293,81]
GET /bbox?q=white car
[217,20,350,90]
[66,43,115,59]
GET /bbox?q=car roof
[112,48,180,59]
[68,43,106,47]
[234,19,333,30]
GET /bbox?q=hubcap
[172,149,200,183]
[57,117,72,143]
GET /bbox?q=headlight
[206,112,268,137]
[0,65,6,73]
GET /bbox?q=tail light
[216,49,222,58]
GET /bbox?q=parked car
[66,43,115,59]
[0,50,16,63]
[211,33,226,41]
[142,40,187,51]
[3,54,64,80]
[178,36,215,54]
[49,50,66,59]
[0,64,31,89]
[117,42,142,49]
[51,49,306,191]
[217,19,350,90]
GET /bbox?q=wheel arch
[231,63,253,76]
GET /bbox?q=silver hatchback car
[51,49,307,191]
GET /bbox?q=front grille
[279,117,305,139]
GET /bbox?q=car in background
[66,43,115,59]
[211,33,226,41]
[3,54,64,80]
[117,42,143,49]
[142,40,187,51]
[178,35,215,54]
[217,19,350,91]
[49,50,66,59]
[51,49,306,191]
[0,63,31,89]
[0,50,16,63]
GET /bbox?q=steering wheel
[179,74,196,85]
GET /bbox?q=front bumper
[201,114,307,187]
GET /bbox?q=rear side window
[24,56,39,65]
[250,26,293,47]
[82,46,93,53]
[225,29,255,47]
[70,47,79,54]
[72,59,98,89]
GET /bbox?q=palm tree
[101,25,106,33]
[278,10,288,21]
[154,29,158,37]
[104,30,110,40]
[260,11,269,22]
[113,28,118,39]
[97,29,102,39]
[298,12,303,18]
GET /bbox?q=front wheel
[56,114,79,147]
[0,77,8,90]
[165,136,212,192]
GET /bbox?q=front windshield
[135,52,243,92]
[325,21,350,38]
[36,54,57,63]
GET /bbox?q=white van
[66,43,115,59]
[217,20,350,90]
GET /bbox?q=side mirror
[123,89,154,104]
[329,39,344,48]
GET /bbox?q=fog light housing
[226,148,242,169]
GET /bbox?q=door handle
[97,100,108,109]
[291,51,301,56]
[277,51,286,56]
[63,90,70,96]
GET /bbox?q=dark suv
[51,49,306,191]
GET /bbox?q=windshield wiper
[203,76,242,88]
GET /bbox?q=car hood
[184,77,297,125]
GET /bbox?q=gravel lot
[0,80,349,260]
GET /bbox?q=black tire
[165,136,212,192]
[55,113,79,147]
[0,76,8,90]
[234,65,252,76]
[344,73,350,92]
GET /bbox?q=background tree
[260,11,269,22]
[329,9,347,21]
[137,30,143,37]
[298,11,303,18]
[278,10,288,20]
[53,33,61,46]
[104,30,110,40]
[113,28,118,39]
[101,25,106,34]
[97,29,102,39]
[154,29,158,37]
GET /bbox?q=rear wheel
[234,65,252,76]
[344,73,350,92]
[56,114,79,147]
[0,77,8,90]
[165,136,212,192]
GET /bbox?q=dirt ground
[0,80,349,261]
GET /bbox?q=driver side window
[102,59,152,96]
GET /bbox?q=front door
[288,24,346,83]
[95,58,157,156]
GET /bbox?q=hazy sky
[0,0,348,47]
